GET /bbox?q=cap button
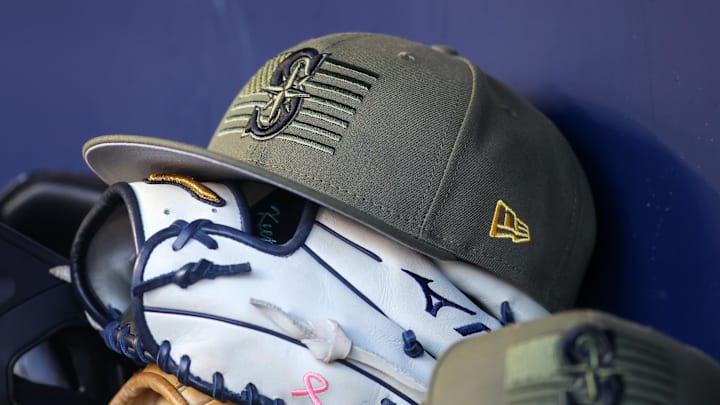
[431,45,459,56]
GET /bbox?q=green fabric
[426,310,720,404]
[506,334,563,387]
[83,33,597,310]
[207,33,595,310]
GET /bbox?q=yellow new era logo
[489,200,531,243]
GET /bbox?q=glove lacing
[99,218,518,404]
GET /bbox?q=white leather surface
[129,181,249,239]
[92,180,549,404]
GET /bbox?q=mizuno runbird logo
[489,200,531,243]
[246,48,329,140]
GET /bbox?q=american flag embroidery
[217,48,378,155]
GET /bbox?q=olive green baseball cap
[83,33,595,310]
[427,310,720,404]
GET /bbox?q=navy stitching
[119,324,133,357]
[92,205,320,405]
[99,320,148,362]
[134,335,150,363]
[223,181,253,232]
[145,306,304,346]
[71,183,145,326]
[157,340,172,373]
[314,220,382,262]
[101,320,121,353]
[142,306,411,404]
[116,197,442,404]
[141,336,283,404]
[115,183,146,248]
[401,330,424,358]
[177,355,191,385]
[130,207,317,355]
[212,372,225,402]
[108,306,123,320]
[132,259,251,296]
[241,383,259,403]
[302,245,386,316]
[337,360,418,405]
[454,322,489,336]
[500,301,515,325]
[171,219,218,251]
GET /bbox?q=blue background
[1,1,718,359]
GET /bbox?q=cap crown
[208,33,595,310]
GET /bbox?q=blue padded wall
[1,1,718,359]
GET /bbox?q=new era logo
[489,200,531,243]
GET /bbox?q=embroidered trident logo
[247,48,329,140]
[560,326,623,404]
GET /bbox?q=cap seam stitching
[419,57,479,239]
[418,60,522,275]
[415,100,455,239]
[419,57,478,236]
[322,32,440,236]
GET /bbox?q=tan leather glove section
[110,364,230,405]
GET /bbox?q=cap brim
[83,134,454,261]
[86,135,282,186]
[84,134,342,209]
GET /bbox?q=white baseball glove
[71,174,548,404]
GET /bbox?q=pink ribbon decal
[291,372,329,405]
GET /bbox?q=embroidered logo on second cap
[489,200,531,243]
[247,48,329,140]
